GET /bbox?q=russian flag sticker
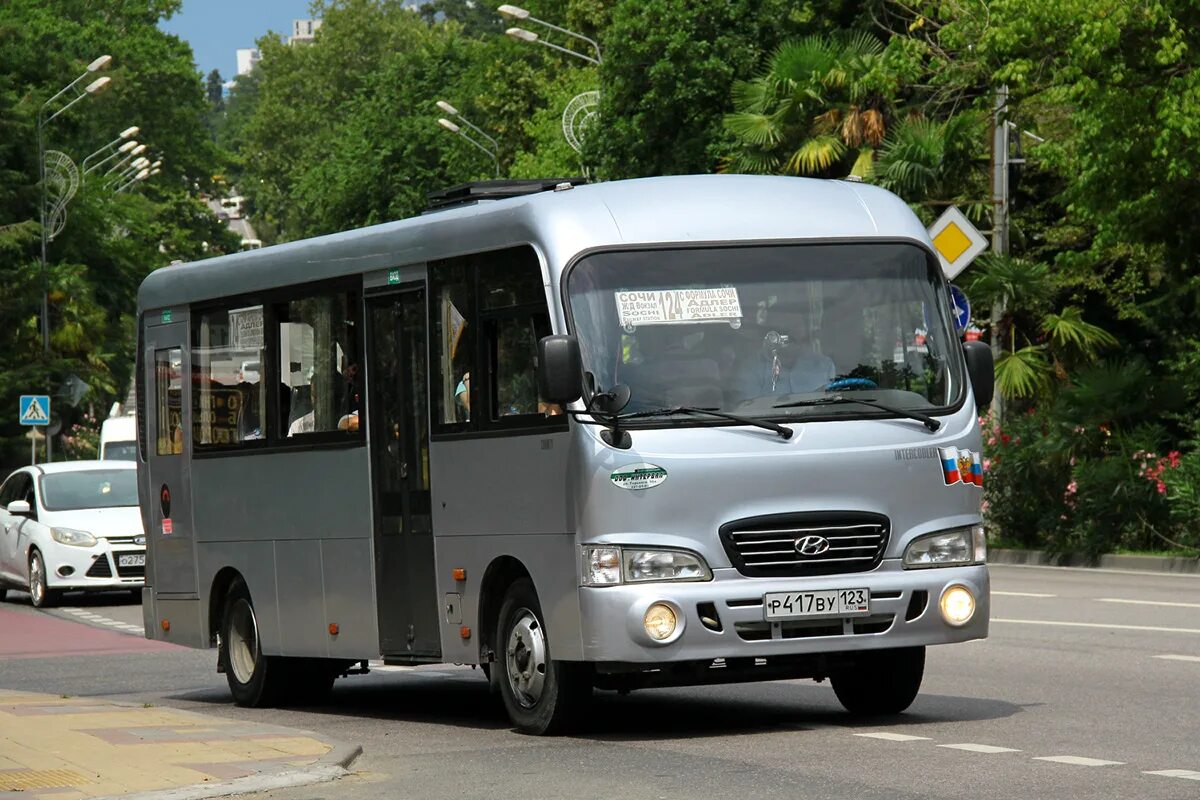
[939,446,962,485]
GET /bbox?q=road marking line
[1153,654,1200,663]
[993,618,1200,635]
[993,591,1057,598]
[1144,769,1200,780]
[1034,756,1124,767]
[853,733,931,742]
[1097,597,1200,609]
[938,743,1022,753]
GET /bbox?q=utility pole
[989,85,1010,421]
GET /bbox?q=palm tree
[874,111,985,206]
[722,33,891,178]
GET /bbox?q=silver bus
[137,175,994,734]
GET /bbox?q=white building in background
[235,48,261,77]
[288,19,322,44]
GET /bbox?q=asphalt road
[2,564,1198,799]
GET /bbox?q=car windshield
[40,470,138,511]
[566,243,964,421]
[102,441,137,460]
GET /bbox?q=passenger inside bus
[729,323,836,405]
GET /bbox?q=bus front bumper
[577,562,988,663]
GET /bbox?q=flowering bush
[60,413,100,461]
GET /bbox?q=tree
[206,68,224,111]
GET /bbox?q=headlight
[903,525,985,568]
[51,527,97,548]
[581,546,712,586]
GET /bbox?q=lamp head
[84,76,111,95]
[437,118,460,133]
[120,126,139,139]
[119,140,138,153]
[505,27,538,42]
[134,168,150,180]
[497,5,530,19]
[87,55,113,72]
[132,144,147,155]
[435,100,458,115]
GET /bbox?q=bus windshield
[566,243,965,421]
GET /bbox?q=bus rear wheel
[831,646,925,716]
[494,578,590,735]
[219,578,285,707]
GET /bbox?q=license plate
[118,554,145,567]
[763,588,870,621]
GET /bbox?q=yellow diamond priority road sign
[928,205,988,280]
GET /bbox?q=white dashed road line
[1032,756,1124,767]
[62,607,144,635]
[853,733,931,742]
[992,591,1057,598]
[938,743,1021,753]
[1096,597,1200,609]
[1153,654,1200,662]
[992,618,1200,635]
[1144,770,1200,781]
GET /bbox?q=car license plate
[118,554,145,567]
[763,588,870,621]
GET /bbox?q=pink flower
[983,458,992,470]
[1065,480,1078,495]
[1157,481,1167,495]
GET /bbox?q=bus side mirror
[537,335,583,405]
[962,341,994,409]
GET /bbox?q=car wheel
[29,550,60,609]
[831,646,925,716]
[218,578,285,707]
[494,578,591,735]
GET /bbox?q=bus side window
[430,258,475,427]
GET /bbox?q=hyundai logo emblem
[795,535,831,556]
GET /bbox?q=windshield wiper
[773,395,941,432]
[620,406,794,440]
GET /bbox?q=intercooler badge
[610,463,667,490]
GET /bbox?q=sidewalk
[0,690,358,800]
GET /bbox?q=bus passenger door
[367,288,439,658]
[143,318,197,595]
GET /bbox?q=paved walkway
[0,690,341,800]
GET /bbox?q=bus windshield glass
[566,243,964,421]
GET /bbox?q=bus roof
[138,175,930,312]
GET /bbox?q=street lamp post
[105,143,147,177]
[498,5,601,64]
[82,126,139,178]
[38,54,112,356]
[116,159,161,193]
[436,115,500,178]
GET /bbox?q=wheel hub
[505,609,547,708]
[227,599,259,685]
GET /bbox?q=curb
[990,548,1200,575]
[91,741,363,800]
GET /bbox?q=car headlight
[581,546,712,586]
[51,527,98,548]
[903,525,985,568]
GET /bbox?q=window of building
[277,290,361,439]
[155,348,183,455]
[192,305,266,447]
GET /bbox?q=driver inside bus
[730,323,836,404]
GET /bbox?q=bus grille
[719,512,890,577]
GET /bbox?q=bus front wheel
[831,646,925,715]
[494,578,590,735]
[219,578,285,707]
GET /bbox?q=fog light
[643,603,678,641]
[57,565,74,577]
[939,585,976,626]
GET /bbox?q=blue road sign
[19,395,50,426]
[949,285,971,336]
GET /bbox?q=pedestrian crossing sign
[19,395,50,426]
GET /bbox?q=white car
[0,461,146,607]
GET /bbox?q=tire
[0,587,7,602]
[218,578,286,707]
[494,577,590,735]
[831,646,925,716]
[29,550,60,609]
